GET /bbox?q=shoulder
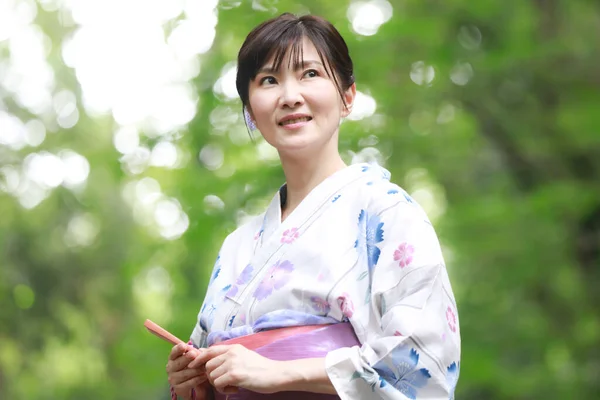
[356,163,428,221]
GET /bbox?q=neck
[278,139,346,218]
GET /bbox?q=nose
[279,80,304,109]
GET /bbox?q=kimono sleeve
[189,249,225,349]
[325,200,461,400]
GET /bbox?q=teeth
[281,117,311,125]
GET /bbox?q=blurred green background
[1,0,599,399]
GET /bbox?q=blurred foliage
[1,0,599,399]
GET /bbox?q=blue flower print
[209,255,221,285]
[373,346,431,400]
[332,194,341,203]
[355,210,385,273]
[199,303,216,331]
[388,189,399,195]
[199,284,231,332]
[447,362,460,399]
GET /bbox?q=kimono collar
[259,162,390,244]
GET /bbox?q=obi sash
[210,322,360,400]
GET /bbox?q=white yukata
[190,162,461,400]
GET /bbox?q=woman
[166,13,460,400]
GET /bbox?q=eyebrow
[256,60,325,75]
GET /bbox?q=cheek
[249,95,274,122]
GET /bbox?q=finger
[213,371,238,395]
[208,362,229,387]
[184,347,201,360]
[168,343,188,360]
[185,349,210,369]
[174,351,203,371]
[188,346,230,368]
[169,368,205,386]
[168,353,197,373]
[204,353,228,374]
[169,368,204,386]
[174,374,208,392]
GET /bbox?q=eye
[303,69,319,78]
[259,76,277,85]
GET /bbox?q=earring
[244,107,256,131]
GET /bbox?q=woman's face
[247,37,355,156]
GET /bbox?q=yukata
[189,162,461,400]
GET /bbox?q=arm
[277,358,337,394]
[325,201,461,399]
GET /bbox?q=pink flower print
[281,227,300,244]
[394,242,415,268]
[310,296,330,314]
[337,293,354,319]
[446,306,457,333]
[394,330,403,336]
[253,260,294,300]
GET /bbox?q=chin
[276,140,320,157]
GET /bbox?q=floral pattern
[310,296,330,314]
[446,306,457,333]
[447,362,460,399]
[253,260,294,300]
[226,264,254,297]
[373,346,431,399]
[209,255,221,284]
[355,210,385,273]
[394,242,415,268]
[281,227,300,244]
[189,162,460,400]
[199,284,231,331]
[337,293,354,319]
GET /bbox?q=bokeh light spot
[14,284,35,309]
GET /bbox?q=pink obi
[210,323,360,400]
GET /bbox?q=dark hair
[235,13,355,109]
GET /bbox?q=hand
[166,343,209,399]
[188,344,283,394]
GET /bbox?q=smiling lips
[278,115,313,127]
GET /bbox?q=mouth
[278,116,313,126]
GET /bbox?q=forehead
[262,36,323,70]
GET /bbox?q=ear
[341,83,357,118]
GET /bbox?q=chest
[207,199,374,332]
